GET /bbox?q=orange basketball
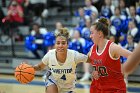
[15,63,35,84]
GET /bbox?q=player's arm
[34,51,49,71]
[86,51,91,63]
[110,43,132,59]
[123,43,140,74]
[74,51,88,64]
[86,45,94,63]
[33,62,46,71]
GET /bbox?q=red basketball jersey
[90,40,126,93]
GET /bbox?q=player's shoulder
[67,49,80,56]
[48,49,56,53]
[67,49,76,53]
[109,42,122,52]
[42,49,56,59]
[46,49,56,55]
[110,42,118,48]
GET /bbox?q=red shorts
[90,85,126,93]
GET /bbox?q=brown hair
[92,17,109,37]
[55,27,70,41]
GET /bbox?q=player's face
[55,36,68,53]
[90,25,100,44]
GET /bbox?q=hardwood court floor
[0,75,140,93]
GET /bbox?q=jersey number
[60,74,66,80]
[93,66,108,76]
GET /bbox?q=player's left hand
[92,71,100,80]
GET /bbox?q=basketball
[14,63,35,84]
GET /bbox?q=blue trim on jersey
[67,91,73,93]
[45,82,48,86]
[48,79,55,84]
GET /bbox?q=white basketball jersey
[44,49,77,89]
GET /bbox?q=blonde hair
[55,27,70,41]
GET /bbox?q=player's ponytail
[92,17,109,37]
[98,17,109,27]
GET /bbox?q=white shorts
[44,70,57,87]
[43,71,75,93]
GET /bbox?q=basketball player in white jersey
[33,28,89,93]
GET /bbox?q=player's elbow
[123,63,133,75]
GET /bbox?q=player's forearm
[33,65,42,71]
[33,62,46,71]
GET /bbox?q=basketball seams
[20,64,25,69]
[21,67,34,70]
[17,66,22,71]
[21,74,30,83]
[15,71,35,75]
[15,71,34,84]
[15,74,21,82]
[15,63,35,84]
[20,69,22,83]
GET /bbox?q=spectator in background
[6,0,24,26]
[90,12,98,24]
[25,23,47,58]
[31,24,48,36]
[119,0,129,17]
[31,23,55,52]
[2,0,24,38]
[16,0,32,25]
[84,0,98,16]
[125,35,138,52]
[110,7,127,43]
[69,30,85,53]
[108,19,117,44]
[54,22,63,34]
[108,19,117,39]
[75,7,90,33]
[43,31,55,52]
[118,20,139,44]
[128,6,140,26]
[136,0,140,16]
[100,0,115,18]
[127,20,140,42]
[91,0,103,12]
[111,0,119,7]
[81,19,91,39]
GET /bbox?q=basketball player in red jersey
[88,17,132,93]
